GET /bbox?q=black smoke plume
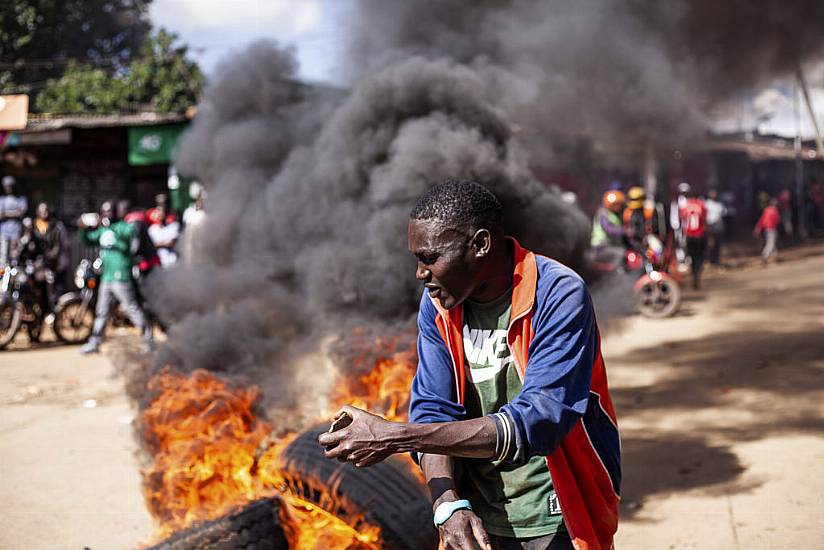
[348,0,824,152]
[149,42,588,398]
[148,1,824,412]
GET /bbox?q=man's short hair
[410,179,503,233]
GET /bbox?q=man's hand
[439,509,492,550]
[317,405,397,468]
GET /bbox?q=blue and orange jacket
[409,238,620,550]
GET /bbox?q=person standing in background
[704,189,727,265]
[778,188,793,237]
[670,182,691,263]
[591,189,626,262]
[0,176,27,265]
[181,182,206,266]
[78,200,153,354]
[147,202,180,268]
[754,198,781,265]
[32,202,69,303]
[679,189,708,290]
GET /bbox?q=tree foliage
[36,29,203,114]
[0,0,152,92]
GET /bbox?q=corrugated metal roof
[704,136,820,161]
[22,112,188,132]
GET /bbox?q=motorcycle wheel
[53,295,94,344]
[0,299,22,349]
[27,322,42,343]
[636,277,681,318]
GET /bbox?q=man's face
[408,218,482,310]
[3,184,12,195]
[37,203,49,219]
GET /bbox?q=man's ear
[471,229,492,257]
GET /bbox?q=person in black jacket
[32,202,69,302]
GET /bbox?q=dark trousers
[686,236,707,289]
[707,223,723,265]
[488,531,573,550]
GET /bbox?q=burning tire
[147,497,289,550]
[276,426,439,550]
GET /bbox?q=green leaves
[35,29,203,114]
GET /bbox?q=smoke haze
[349,0,824,149]
[148,1,824,414]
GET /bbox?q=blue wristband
[433,499,472,526]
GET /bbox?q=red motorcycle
[592,233,682,318]
[630,234,682,318]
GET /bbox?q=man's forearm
[421,453,459,509]
[385,416,497,459]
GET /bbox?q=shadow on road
[614,327,824,518]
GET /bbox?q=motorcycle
[52,258,163,344]
[631,234,682,318]
[591,233,683,319]
[51,258,98,344]
[0,259,54,349]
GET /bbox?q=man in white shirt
[705,189,727,265]
[147,203,180,267]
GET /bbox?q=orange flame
[139,334,419,548]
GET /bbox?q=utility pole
[794,82,806,239]
[796,66,824,154]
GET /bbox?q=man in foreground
[320,180,620,550]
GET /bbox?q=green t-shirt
[459,289,565,538]
[82,221,135,282]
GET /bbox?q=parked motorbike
[0,259,53,349]
[51,258,98,344]
[592,233,683,318]
[631,234,682,318]
[53,258,163,344]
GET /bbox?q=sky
[149,0,353,84]
[150,0,824,141]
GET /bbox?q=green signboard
[128,123,187,166]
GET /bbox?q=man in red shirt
[679,190,708,289]
[754,198,781,264]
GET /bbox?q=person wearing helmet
[623,186,648,250]
[78,200,153,354]
[0,175,28,265]
[591,190,626,265]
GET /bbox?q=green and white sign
[128,123,187,166]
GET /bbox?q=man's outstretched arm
[317,405,497,468]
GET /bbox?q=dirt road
[606,246,824,549]
[0,339,153,550]
[0,246,822,550]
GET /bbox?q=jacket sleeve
[497,271,596,464]
[408,292,467,425]
[81,227,101,246]
[112,223,135,253]
[599,212,623,238]
[754,211,765,234]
